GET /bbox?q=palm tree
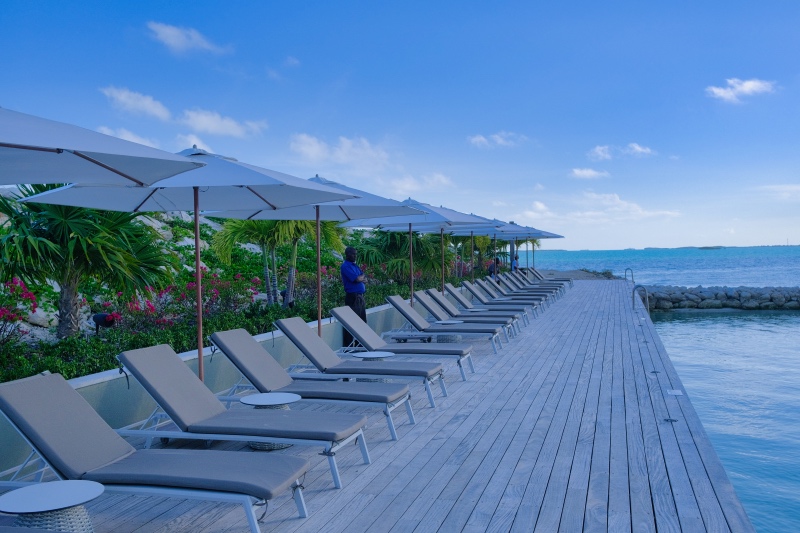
[211,219,283,305]
[358,230,443,280]
[272,220,344,308]
[0,185,176,338]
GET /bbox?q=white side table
[349,351,395,362]
[349,351,394,382]
[0,480,104,533]
[240,392,301,450]
[434,319,464,325]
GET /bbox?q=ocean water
[522,245,800,287]
[652,312,800,533]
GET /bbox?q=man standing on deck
[340,246,366,347]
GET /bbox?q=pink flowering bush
[95,271,261,336]
[0,278,38,346]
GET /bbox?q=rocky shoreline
[643,285,800,311]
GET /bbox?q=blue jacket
[341,261,365,294]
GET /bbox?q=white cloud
[758,184,800,200]
[706,78,775,103]
[176,133,212,152]
[147,21,231,54]
[522,200,555,220]
[387,173,454,197]
[571,168,609,179]
[468,131,527,148]
[267,68,282,80]
[587,145,612,161]
[100,86,171,121]
[492,200,508,207]
[180,109,266,138]
[97,126,159,148]
[289,134,389,175]
[468,135,490,148]
[285,56,300,67]
[569,192,679,222]
[622,143,655,156]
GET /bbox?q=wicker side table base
[250,403,292,451]
[14,504,95,533]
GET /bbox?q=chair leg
[466,354,475,373]
[292,481,308,518]
[424,379,437,408]
[405,399,416,425]
[357,431,372,464]
[457,359,467,381]
[438,375,448,397]
[384,406,398,440]
[326,451,343,489]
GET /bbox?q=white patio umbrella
[0,107,202,186]
[210,175,423,335]
[342,199,489,302]
[444,220,563,278]
[22,148,356,380]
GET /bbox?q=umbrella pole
[470,231,474,283]
[409,224,414,306]
[440,228,445,294]
[493,234,497,281]
[316,206,322,337]
[194,187,204,382]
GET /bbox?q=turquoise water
[522,245,800,287]
[652,311,800,532]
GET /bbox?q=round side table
[240,392,301,451]
[349,351,394,382]
[0,480,104,533]
[434,319,464,325]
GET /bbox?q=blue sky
[2,1,799,250]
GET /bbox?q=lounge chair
[0,373,310,532]
[209,329,415,441]
[411,291,516,341]
[274,317,447,408]
[329,306,475,381]
[117,345,370,489]
[485,276,561,300]
[461,281,542,314]
[445,283,536,320]
[425,289,525,332]
[500,272,566,296]
[520,267,574,287]
[475,279,552,307]
[386,295,506,354]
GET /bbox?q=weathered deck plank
[2,280,753,532]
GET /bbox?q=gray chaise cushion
[326,361,442,378]
[84,448,308,501]
[331,306,472,356]
[387,296,503,334]
[275,317,347,371]
[276,381,409,403]
[119,345,227,431]
[212,329,410,403]
[0,373,135,479]
[210,329,293,392]
[276,317,443,378]
[427,290,520,320]
[189,409,366,442]
[0,374,310,502]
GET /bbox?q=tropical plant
[0,278,38,347]
[0,185,177,338]
[212,219,284,305]
[273,220,345,307]
[357,230,449,281]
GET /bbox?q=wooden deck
[0,280,754,532]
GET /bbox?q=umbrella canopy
[0,107,202,186]
[20,150,357,212]
[342,198,489,300]
[21,149,357,381]
[208,175,423,335]
[209,175,422,221]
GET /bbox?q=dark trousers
[343,292,366,347]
